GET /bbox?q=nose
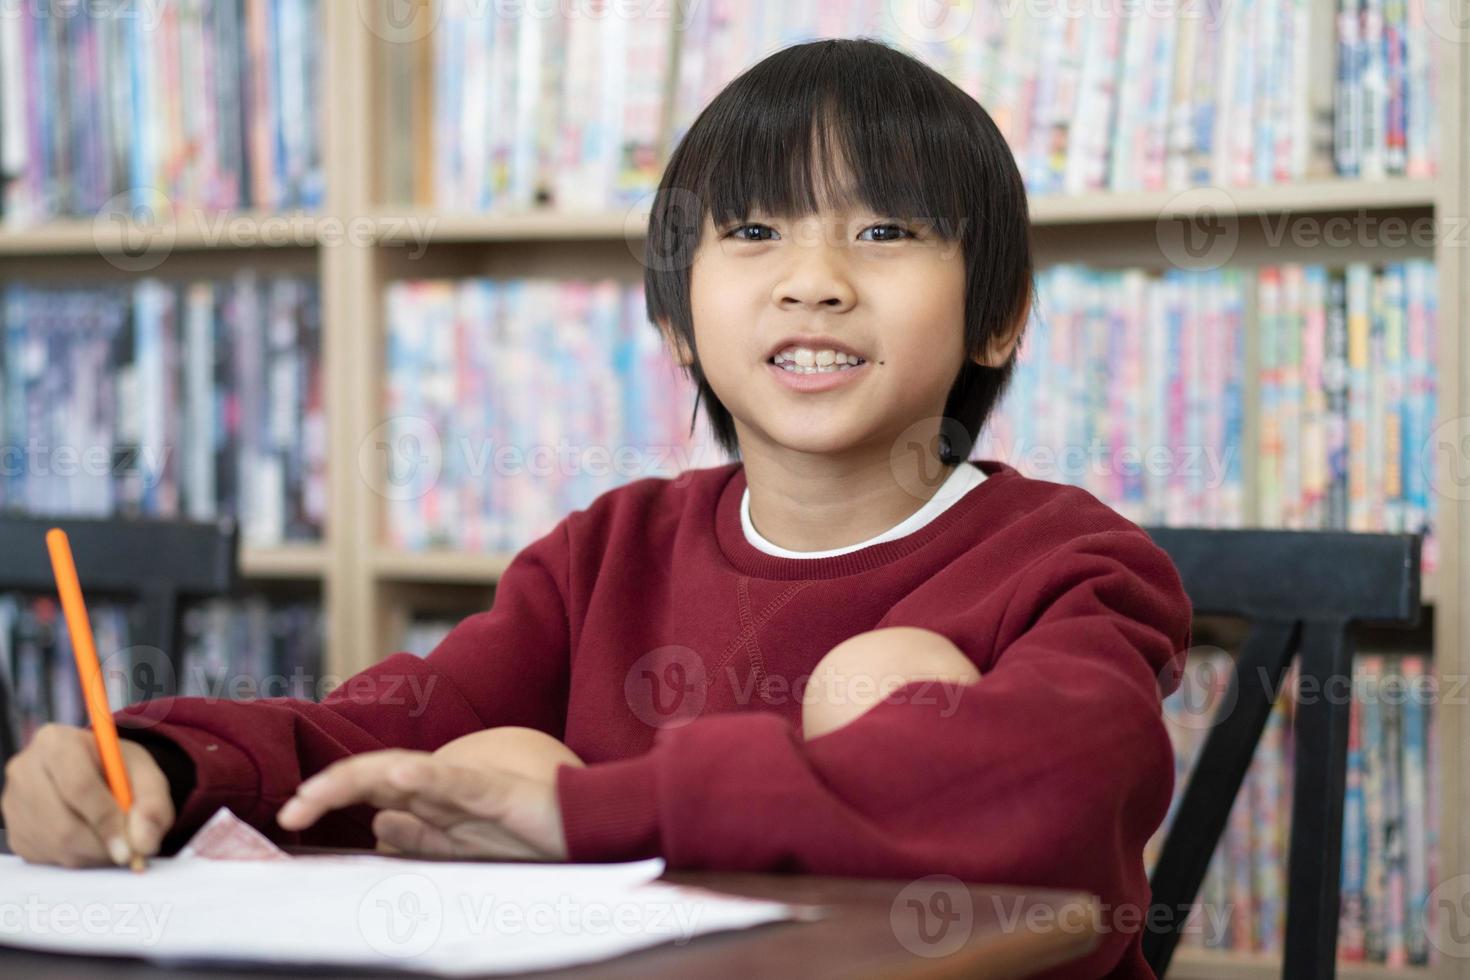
[771,225,857,313]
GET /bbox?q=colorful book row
[0,0,324,226]
[0,591,324,753]
[381,277,721,553]
[979,260,1438,572]
[1149,651,1438,965]
[0,274,326,547]
[387,0,1445,210]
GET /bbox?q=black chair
[0,514,239,793]
[1139,526,1423,980]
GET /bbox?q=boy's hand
[275,749,570,861]
[1,723,176,868]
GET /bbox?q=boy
[3,39,1191,979]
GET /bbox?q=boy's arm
[554,529,1192,980]
[112,521,574,853]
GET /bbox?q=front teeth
[771,347,866,374]
[777,361,859,374]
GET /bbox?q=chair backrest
[0,515,239,780]
[1138,526,1423,980]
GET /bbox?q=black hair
[644,37,1033,466]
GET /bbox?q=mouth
[765,353,871,393]
[766,348,869,375]
[764,333,869,366]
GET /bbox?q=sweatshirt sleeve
[555,528,1192,979]
[112,521,573,854]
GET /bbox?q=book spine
[1281,265,1304,527]
[1340,668,1368,958]
[1382,657,1407,966]
[1401,655,1430,964]
[1362,655,1386,960]
[1336,0,1362,175]
[1346,263,1371,531]
[1258,267,1282,526]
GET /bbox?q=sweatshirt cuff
[113,709,259,852]
[555,753,661,862]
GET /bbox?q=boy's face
[672,185,995,467]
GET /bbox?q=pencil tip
[129,854,147,873]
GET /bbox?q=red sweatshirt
[113,459,1192,979]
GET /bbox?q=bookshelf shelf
[1,177,1429,256]
[239,545,330,581]
[0,209,322,255]
[363,177,1441,246]
[372,209,641,243]
[1027,178,1440,225]
[371,550,514,585]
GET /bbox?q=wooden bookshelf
[336,6,1470,979]
[238,545,331,581]
[0,4,1462,977]
[3,176,1437,257]
[370,550,513,584]
[1027,177,1443,225]
[0,209,323,254]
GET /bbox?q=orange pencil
[44,527,147,873]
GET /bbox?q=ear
[656,316,695,368]
[970,313,1026,368]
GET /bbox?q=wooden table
[0,831,1102,978]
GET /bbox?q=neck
[739,443,958,553]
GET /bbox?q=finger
[388,758,515,823]
[373,808,542,861]
[276,750,432,830]
[43,732,131,866]
[372,809,464,858]
[378,761,485,829]
[34,754,112,868]
[1,757,44,864]
[121,744,175,857]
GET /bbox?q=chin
[762,423,873,459]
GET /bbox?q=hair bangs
[689,45,974,242]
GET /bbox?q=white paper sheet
[0,807,821,975]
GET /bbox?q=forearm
[111,652,483,847]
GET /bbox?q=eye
[725,223,779,242]
[858,223,916,242]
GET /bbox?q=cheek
[688,263,761,368]
[909,261,968,336]
[881,288,968,382]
